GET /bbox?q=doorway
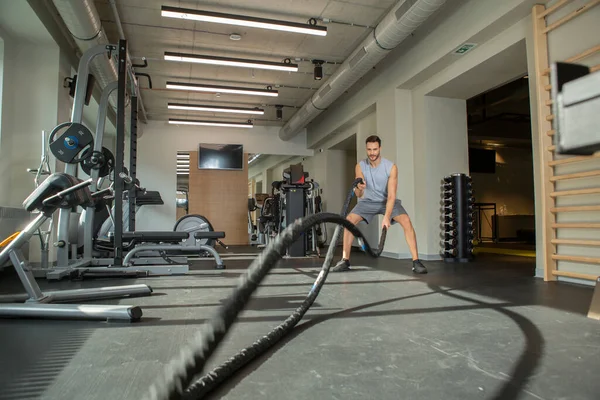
[467,75,536,257]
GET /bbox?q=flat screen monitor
[198,143,244,171]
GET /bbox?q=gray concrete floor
[0,250,598,400]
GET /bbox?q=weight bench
[121,231,227,270]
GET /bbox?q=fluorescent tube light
[169,119,254,128]
[166,81,279,97]
[161,6,327,36]
[168,103,264,115]
[164,52,298,72]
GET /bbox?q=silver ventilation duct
[52,0,119,103]
[278,0,447,141]
[52,0,146,134]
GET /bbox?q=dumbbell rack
[440,173,475,263]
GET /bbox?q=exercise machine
[0,172,150,322]
[37,41,226,279]
[280,164,325,257]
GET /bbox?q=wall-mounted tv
[198,143,244,171]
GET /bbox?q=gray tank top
[359,157,394,203]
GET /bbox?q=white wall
[301,2,539,261]
[136,121,314,231]
[0,36,3,139]
[0,19,78,263]
[0,37,61,207]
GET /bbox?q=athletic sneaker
[331,258,351,272]
[412,259,428,274]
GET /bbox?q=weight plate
[80,147,115,178]
[49,122,95,164]
[174,214,214,247]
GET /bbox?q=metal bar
[84,81,118,259]
[57,44,115,268]
[10,249,48,302]
[0,213,48,266]
[0,303,142,322]
[108,0,148,124]
[114,39,127,266]
[129,96,138,231]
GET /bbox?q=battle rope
[144,178,387,400]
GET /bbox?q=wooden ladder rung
[547,129,555,136]
[552,254,600,264]
[546,114,555,121]
[552,222,600,228]
[551,205,600,212]
[543,0,600,33]
[552,239,600,246]
[548,145,556,152]
[550,188,600,197]
[538,0,573,20]
[552,270,599,281]
[550,170,600,181]
[542,44,600,75]
[549,152,600,166]
[545,84,552,91]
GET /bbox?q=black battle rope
[144,178,387,400]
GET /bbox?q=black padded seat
[23,172,93,213]
[122,231,189,242]
[194,231,226,239]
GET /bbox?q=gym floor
[0,249,598,400]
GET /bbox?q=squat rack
[531,1,600,284]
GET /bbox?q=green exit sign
[453,43,477,55]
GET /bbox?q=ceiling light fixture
[168,103,265,115]
[164,52,298,72]
[161,6,327,36]
[169,118,254,128]
[166,81,279,97]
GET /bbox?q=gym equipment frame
[0,174,149,322]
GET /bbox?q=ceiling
[92,0,397,126]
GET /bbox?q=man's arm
[354,163,366,198]
[384,165,398,220]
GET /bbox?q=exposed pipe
[52,0,146,137]
[52,0,119,110]
[108,0,149,125]
[278,0,448,141]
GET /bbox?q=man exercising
[333,135,428,274]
